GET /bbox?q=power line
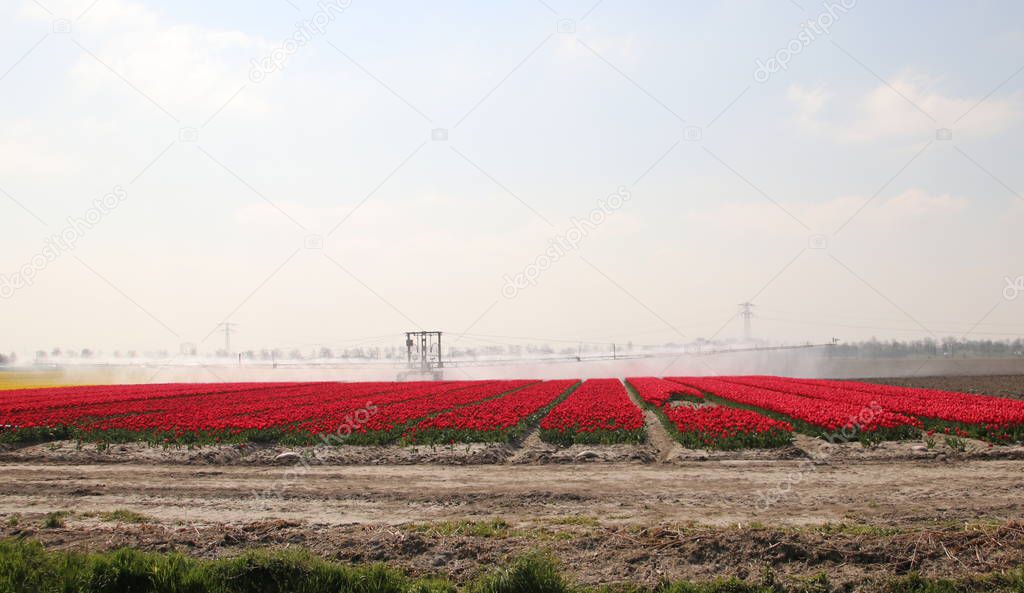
[217,322,238,354]
[454,332,667,348]
[738,302,754,341]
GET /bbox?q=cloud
[0,119,82,176]
[22,0,158,28]
[788,74,1022,142]
[872,188,969,221]
[234,201,395,234]
[21,0,264,122]
[787,84,831,132]
[688,188,970,235]
[554,32,642,67]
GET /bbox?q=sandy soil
[1,459,1023,588]
[2,457,1023,527]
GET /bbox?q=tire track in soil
[506,380,581,464]
[624,382,682,463]
[642,409,684,463]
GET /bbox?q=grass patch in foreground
[2,539,1024,593]
[97,509,153,524]
[405,519,513,538]
[549,515,601,528]
[41,512,69,529]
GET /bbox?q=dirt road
[2,458,1022,527]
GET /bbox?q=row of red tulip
[782,377,1024,442]
[792,378,1024,426]
[665,376,1024,443]
[626,377,703,407]
[668,376,923,435]
[539,379,645,444]
[323,380,536,443]
[403,380,578,443]
[1,381,513,444]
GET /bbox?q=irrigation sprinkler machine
[398,331,445,381]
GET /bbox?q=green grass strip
[2,538,1024,593]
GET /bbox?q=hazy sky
[1,0,1022,355]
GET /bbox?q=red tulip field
[1,375,1022,447]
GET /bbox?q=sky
[0,0,1023,356]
